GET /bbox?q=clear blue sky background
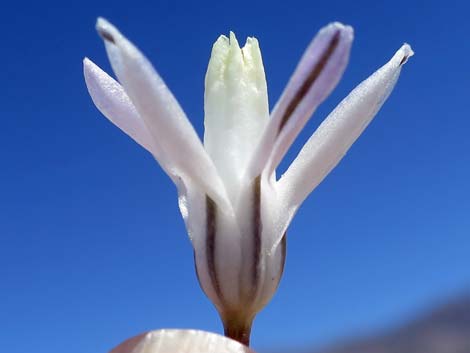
[1,0,469,352]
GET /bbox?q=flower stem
[222,315,253,347]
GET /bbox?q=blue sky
[1,0,469,352]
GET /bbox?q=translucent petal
[247,22,354,180]
[84,58,206,246]
[175,177,243,311]
[110,330,256,353]
[83,58,157,155]
[204,32,269,200]
[95,18,231,212]
[278,44,414,218]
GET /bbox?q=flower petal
[246,22,354,180]
[278,44,414,217]
[95,18,231,211]
[110,330,256,353]
[204,33,269,200]
[83,58,157,155]
[84,59,215,263]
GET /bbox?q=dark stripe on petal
[97,27,116,44]
[206,195,223,300]
[278,30,341,134]
[279,232,287,278]
[399,54,410,66]
[251,175,262,292]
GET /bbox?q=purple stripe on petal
[246,22,353,181]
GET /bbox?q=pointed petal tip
[328,21,347,28]
[95,16,110,29]
[401,43,414,55]
[388,43,414,67]
[244,36,259,49]
[212,34,229,52]
[398,43,414,65]
[96,17,118,44]
[83,57,94,78]
[229,31,240,48]
[325,21,354,39]
[82,57,100,78]
[214,31,253,50]
[216,34,229,41]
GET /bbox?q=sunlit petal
[95,18,231,211]
[247,22,354,180]
[83,58,157,155]
[278,44,414,220]
[204,32,269,200]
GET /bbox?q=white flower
[110,330,255,353]
[84,18,413,345]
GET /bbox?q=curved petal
[83,58,211,253]
[246,22,354,181]
[278,44,414,218]
[95,18,231,212]
[83,58,157,155]
[110,330,256,353]
[175,177,227,310]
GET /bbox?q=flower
[110,329,255,353]
[84,18,413,345]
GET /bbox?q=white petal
[246,22,354,180]
[83,56,205,259]
[175,178,226,310]
[278,44,414,216]
[83,58,157,155]
[95,18,231,211]
[204,33,269,200]
[110,330,256,353]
